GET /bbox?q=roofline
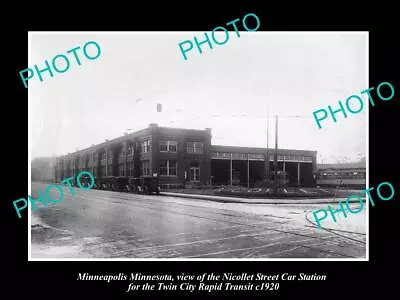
[59,125,211,158]
[57,126,316,158]
[211,144,317,153]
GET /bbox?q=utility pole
[273,115,278,195]
[266,107,269,186]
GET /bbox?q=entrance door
[190,167,200,182]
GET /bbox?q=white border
[28,32,32,261]
[365,32,369,261]
[28,31,369,262]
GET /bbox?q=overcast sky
[29,32,367,163]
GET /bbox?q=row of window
[186,142,204,154]
[212,152,265,160]
[118,163,135,177]
[121,141,204,155]
[60,141,205,164]
[120,145,135,157]
[271,155,313,162]
[317,171,366,180]
[159,160,177,176]
[160,140,177,152]
[81,160,201,181]
[210,153,313,162]
[160,141,204,153]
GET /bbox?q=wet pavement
[30,182,366,259]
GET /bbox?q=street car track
[38,186,366,258]
[87,191,365,244]
[92,191,366,255]
[305,212,366,245]
[67,189,366,248]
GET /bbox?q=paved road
[30,182,366,259]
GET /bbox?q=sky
[29,32,367,164]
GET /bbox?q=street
[30,182,366,259]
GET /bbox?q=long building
[54,124,317,187]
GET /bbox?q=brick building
[54,124,317,187]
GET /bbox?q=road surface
[30,182,366,259]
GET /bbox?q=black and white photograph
[28,31,368,260]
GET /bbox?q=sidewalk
[160,192,366,204]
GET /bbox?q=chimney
[149,123,158,128]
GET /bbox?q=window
[140,160,150,176]
[140,140,151,153]
[119,165,125,176]
[169,142,177,152]
[187,142,203,154]
[100,166,106,177]
[127,144,134,155]
[159,160,167,175]
[190,167,200,182]
[127,162,134,176]
[159,160,177,176]
[159,142,168,152]
[159,141,177,152]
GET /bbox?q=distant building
[54,124,317,187]
[31,157,56,182]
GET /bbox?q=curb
[160,192,366,205]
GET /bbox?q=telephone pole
[273,115,278,195]
[266,107,269,186]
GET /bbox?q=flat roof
[211,145,317,155]
[58,125,316,159]
[61,125,209,158]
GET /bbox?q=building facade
[55,124,317,187]
[211,145,317,187]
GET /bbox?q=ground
[30,182,366,259]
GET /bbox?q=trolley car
[316,167,366,188]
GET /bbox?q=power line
[208,114,314,119]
